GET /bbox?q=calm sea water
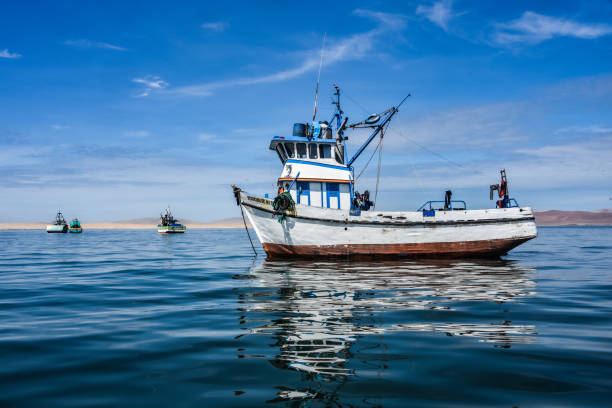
[0,227,611,407]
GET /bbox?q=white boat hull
[238,191,537,258]
[46,224,67,233]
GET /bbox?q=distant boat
[232,86,537,258]
[46,211,68,233]
[157,207,186,233]
[69,218,83,233]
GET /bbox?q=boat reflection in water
[237,259,536,401]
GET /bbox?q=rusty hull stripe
[263,237,532,258]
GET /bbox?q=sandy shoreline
[2,210,610,230]
[0,223,247,230]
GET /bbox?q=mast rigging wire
[354,138,382,181]
[394,128,465,169]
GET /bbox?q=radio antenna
[312,32,326,122]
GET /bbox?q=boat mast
[331,85,348,163]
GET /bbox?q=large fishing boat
[232,86,537,258]
[46,211,68,233]
[157,207,187,234]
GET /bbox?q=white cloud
[494,11,612,45]
[201,22,228,32]
[416,0,455,31]
[555,125,612,135]
[64,39,126,51]
[50,124,70,130]
[383,102,526,152]
[165,10,405,97]
[198,132,216,141]
[353,9,406,31]
[132,76,169,97]
[0,49,21,59]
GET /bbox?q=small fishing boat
[46,211,68,233]
[69,218,83,233]
[232,86,537,258]
[157,207,187,233]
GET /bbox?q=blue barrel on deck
[293,123,307,137]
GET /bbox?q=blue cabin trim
[285,159,350,171]
[297,181,310,205]
[321,186,324,208]
[326,182,340,209]
[272,135,337,144]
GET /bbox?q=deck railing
[418,200,468,211]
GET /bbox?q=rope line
[354,138,382,182]
[343,91,370,115]
[395,128,465,169]
[239,205,257,257]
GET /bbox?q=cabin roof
[270,135,337,143]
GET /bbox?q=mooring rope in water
[239,205,257,257]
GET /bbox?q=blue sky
[1,0,611,222]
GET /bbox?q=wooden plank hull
[239,191,537,259]
[263,237,531,258]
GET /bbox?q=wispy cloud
[164,10,405,97]
[124,130,150,138]
[50,124,70,130]
[494,11,612,45]
[0,49,21,59]
[555,125,612,135]
[64,39,126,51]
[132,76,169,97]
[197,132,216,141]
[353,9,406,30]
[201,21,228,32]
[416,0,456,31]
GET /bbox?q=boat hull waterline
[238,191,537,258]
[157,226,186,234]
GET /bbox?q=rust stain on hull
[263,237,533,259]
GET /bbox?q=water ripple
[0,227,611,407]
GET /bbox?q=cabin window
[296,143,307,159]
[275,144,287,162]
[319,144,331,159]
[284,143,295,158]
[334,147,343,163]
[308,143,318,159]
[297,181,310,205]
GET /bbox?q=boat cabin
[270,121,352,210]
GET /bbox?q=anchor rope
[239,205,257,257]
